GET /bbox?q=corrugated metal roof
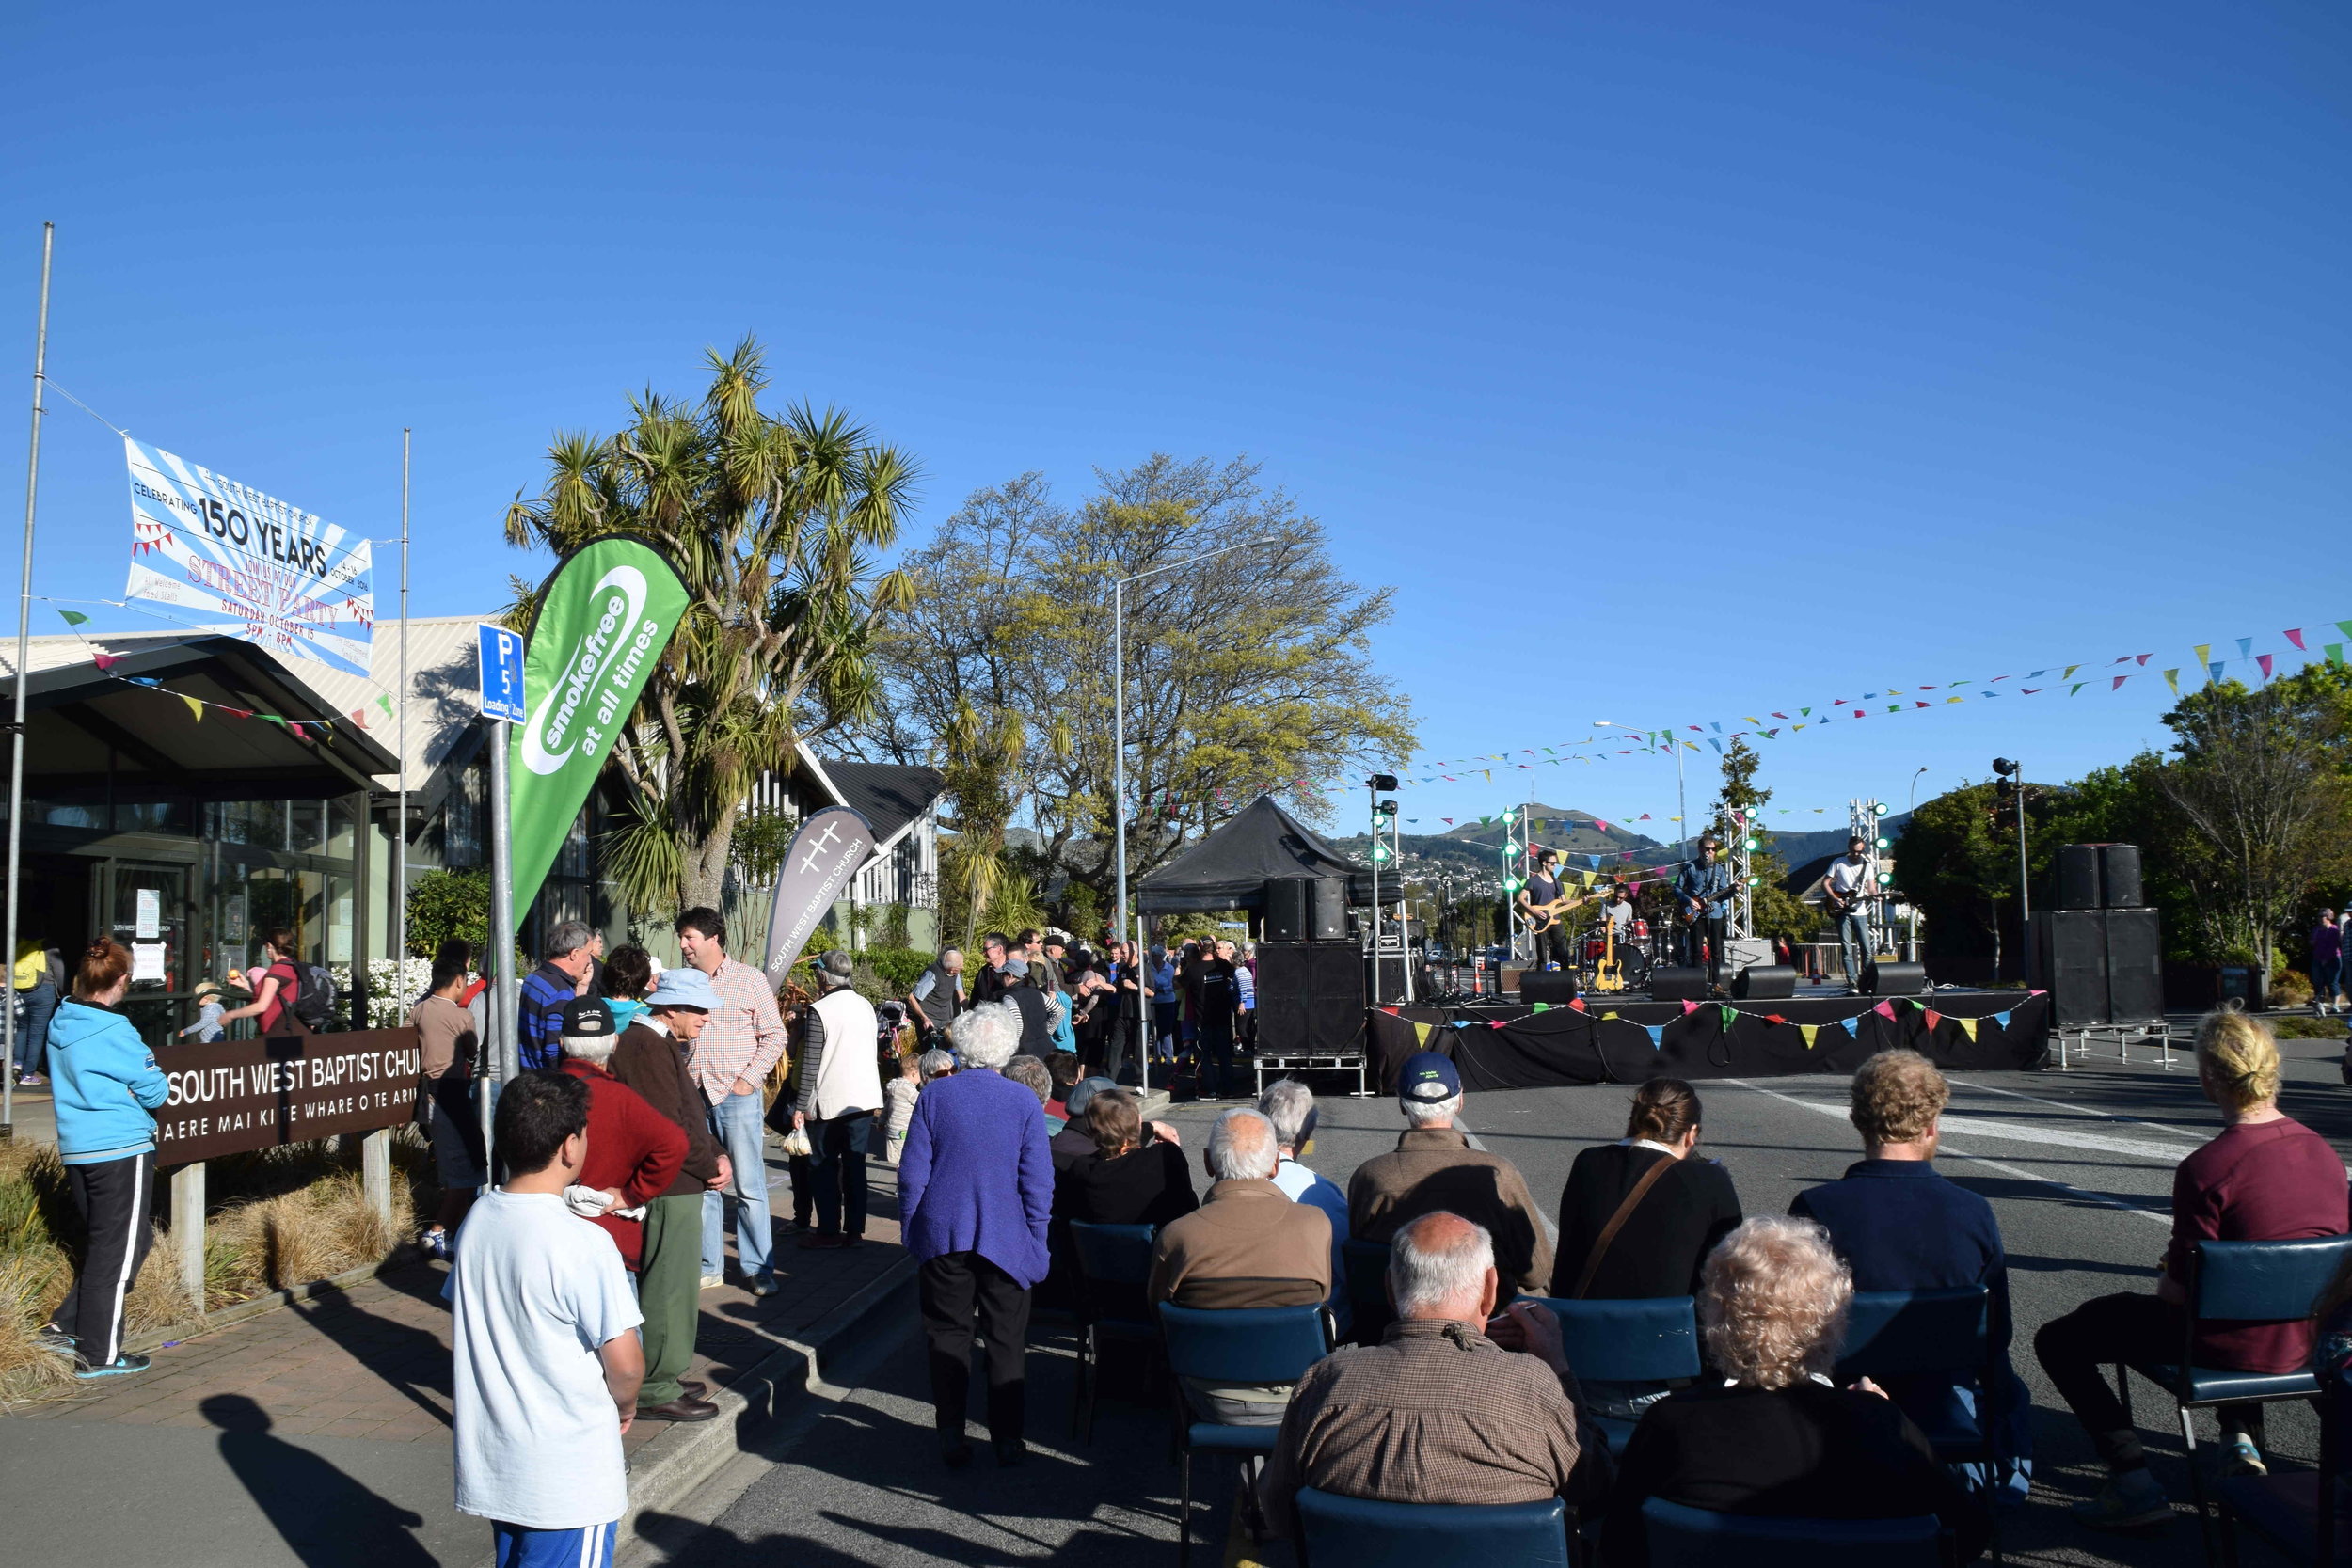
[299,615,494,786]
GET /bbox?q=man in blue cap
[1346,1051,1553,1293]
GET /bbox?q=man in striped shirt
[675,908,789,1296]
[518,922,597,1071]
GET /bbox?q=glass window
[289,800,327,853]
[324,796,359,858]
[446,764,482,868]
[557,806,590,879]
[216,800,286,847]
[114,800,194,836]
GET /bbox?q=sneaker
[15,1072,44,1086]
[418,1228,451,1260]
[744,1273,780,1298]
[35,1326,74,1358]
[73,1353,151,1380]
[2221,1433,2267,1478]
[699,1274,725,1291]
[2072,1467,2172,1529]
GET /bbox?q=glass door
[105,861,192,1048]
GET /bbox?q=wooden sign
[155,1028,423,1163]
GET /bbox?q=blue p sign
[477,623,527,723]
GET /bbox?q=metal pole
[488,720,517,1085]
[393,430,409,976]
[4,223,54,1140]
[1114,577,1144,1096]
[2015,762,2031,986]
[1367,781,1379,1002]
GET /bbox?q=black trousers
[807,1113,872,1238]
[921,1250,1032,1442]
[1197,1017,1235,1100]
[1534,926,1574,971]
[52,1150,156,1367]
[2033,1291,2267,1470]
[1682,915,1727,980]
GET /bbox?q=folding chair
[1836,1286,2002,1560]
[1526,1294,1702,1457]
[1157,1302,1331,1568]
[2217,1361,2352,1567]
[1642,1497,1945,1568]
[1341,1238,1391,1344]
[1295,1486,1569,1568]
[1067,1220,1157,1442]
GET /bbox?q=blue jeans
[2314,956,2344,1003]
[701,1090,774,1281]
[14,979,55,1075]
[808,1112,873,1238]
[1836,912,1871,982]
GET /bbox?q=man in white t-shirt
[447,1070,644,1567]
[1822,836,1877,992]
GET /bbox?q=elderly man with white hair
[1259,1210,1611,1538]
[1148,1108,1334,1426]
[1347,1051,1554,1292]
[1258,1078,1353,1335]
[899,1000,1055,1468]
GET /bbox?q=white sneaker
[699,1274,725,1290]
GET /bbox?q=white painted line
[1725,1078,2173,1227]
[1934,1114,2198,1165]
[1949,1078,2208,1143]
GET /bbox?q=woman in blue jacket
[43,938,169,1378]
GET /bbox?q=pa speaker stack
[1519,972,1581,1005]
[1263,878,1349,942]
[2034,845,2162,1025]
[1255,940,1364,1053]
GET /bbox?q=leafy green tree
[1896,784,2021,975]
[501,338,917,916]
[405,869,490,958]
[858,457,1415,911]
[1711,737,1819,946]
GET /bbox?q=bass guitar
[1521,889,1597,934]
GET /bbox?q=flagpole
[393,430,409,975]
[4,221,55,1141]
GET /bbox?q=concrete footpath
[0,1154,916,1568]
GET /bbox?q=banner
[508,537,691,913]
[761,807,878,988]
[123,436,373,675]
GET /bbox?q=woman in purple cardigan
[899,998,1055,1467]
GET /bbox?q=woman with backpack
[215,928,313,1036]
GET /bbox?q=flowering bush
[328,958,435,1029]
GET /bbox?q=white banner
[123,436,373,675]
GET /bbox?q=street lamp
[1596,720,1689,861]
[1113,537,1279,1092]
[1991,757,2029,983]
[1903,768,1928,960]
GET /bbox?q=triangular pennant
[1644,1024,1664,1049]
[2193,643,2210,670]
[1380,1006,1403,1016]
[179,694,204,723]
[219,706,252,720]
[1601,1010,1619,1022]
[375,694,394,717]
[1717,1004,1736,1032]
[1922,1007,1942,1032]
[1532,1002,1551,1014]
[2163,669,2179,695]
[1955,1018,1978,1041]
[1799,1023,1820,1049]
[1993,1010,2012,1030]
[91,653,119,672]
[1412,1022,1432,1045]
[2287,628,2307,650]
[1873,1000,1897,1020]
[1680,1000,1699,1016]
[54,608,88,626]
[2257,654,2274,679]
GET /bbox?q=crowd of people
[33,898,2352,1562]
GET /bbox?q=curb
[126,1249,419,1356]
[617,1248,921,1538]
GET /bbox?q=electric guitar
[1520,889,1597,934]
[1593,914,1628,992]
[1823,869,1875,918]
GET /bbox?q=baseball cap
[1063,1075,1117,1120]
[644,966,717,1011]
[1397,1051,1461,1105]
[1001,956,1030,978]
[561,997,614,1038]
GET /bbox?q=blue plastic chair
[1642,1497,1944,1568]
[1067,1221,1157,1442]
[1158,1302,1331,1568]
[1836,1286,2001,1557]
[2118,1235,2352,1560]
[1342,1238,1391,1344]
[1295,1485,1569,1568]
[1525,1295,1702,1457]
[2218,1362,2352,1566]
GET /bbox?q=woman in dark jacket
[1552,1077,1742,1299]
[1062,1087,1197,1227]
[1000,959,1057,1060]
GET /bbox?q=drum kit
[1578,913,1662,992]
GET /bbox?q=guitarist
[1673,836,1735,985]
[1822,836,1877,992]
[1518,847,1581,972]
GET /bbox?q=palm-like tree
[502,337,917,915]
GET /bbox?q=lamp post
[1112,536,1278,1094]
[1596,720,1688,861]
[1992,757,2029,983]
[1904,768,1928,960]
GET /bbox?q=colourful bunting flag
[179,694,203,723]
[1955,1018,1977,1041]
[1411,1022,1431,1046]
[2163,669,2179,695]
[54,609,88,626]
[2286,628,2307,650]
[1799,1023,1820,1049]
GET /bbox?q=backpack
[292,963,336,1030]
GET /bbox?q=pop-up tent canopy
[1135,794,1375,913]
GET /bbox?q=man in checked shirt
[674,908,789,1295]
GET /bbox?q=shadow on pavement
[200,1393,436,1567]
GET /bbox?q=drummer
[1604,884,1638,943]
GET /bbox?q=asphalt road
[633,1028,2352,1568]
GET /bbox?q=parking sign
[477,623,526,723]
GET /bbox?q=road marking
[1725,1078,2172,1227]
[1950,1079,2208,1143]
[1935,1114,2198,1165]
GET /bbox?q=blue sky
[4,1,2346,838]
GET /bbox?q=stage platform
[1365,989,2051,1092]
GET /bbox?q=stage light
[1745,875,1760,888]
[1375,799,1398,817]
[1875,835,1890,849]
[1371,843,1391,863]
[1370,773,1401,792]
[1502,876,1522,894]
[1876,871,1894,885]
[1871,800,1890,816]
[1991,758,2017,777]
[1743,836,1760,851]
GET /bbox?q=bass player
[1517,847,1592,972]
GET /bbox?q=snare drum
[1632,919,1650,942]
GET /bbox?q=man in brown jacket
[1347,1052,1553,1293]
[610,966,731,1422]
[1150,1108,1331,1426]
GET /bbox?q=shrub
[855,947,934,993]
[406,868,491,958]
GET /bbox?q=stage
[1364,990,2052,1093]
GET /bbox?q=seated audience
[1259,1211,1611,1537]
[1045,1052,1086,1132]
[1062,1087,1199,1228]
[1005,1053,1054,1109]
[1052,1075,1115,1175]
[2035,1012,2349,1528]
[1552,1077,1741,1300]
[1789,1050,2030,1497]
[1600,1215,1990,1568]
[1348,1051,1553,1292]
[1259,1078,1352,1335]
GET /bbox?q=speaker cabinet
[2056,844,2104,911]
[1861,960,1930,997]
[2099,845,2144,911]
[2106,908,2163,1023]
[1263,879,1309,942]
[1732,964,1797,1000]
[1649,966,1710,1002]
[1309,879,1349,942]
[2037,910,2108,1026]
[1724,935,1773,974]
[1255,941,1364,1053]
[1519,971,1581,1004]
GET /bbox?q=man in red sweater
[555,998,687,1271]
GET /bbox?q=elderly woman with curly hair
[1599,1216,1988,1567]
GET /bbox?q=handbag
[1568,1153,1677,1299]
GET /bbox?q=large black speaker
[2099,845,2144,911]
[1309,879,1349,942]
[1519,972,1581,1004]
[2106,908,2163,1023]
[1255,941,1364,1053]
[2038,910,2108,1026]
[1861,960,1930,997]
[1263,879,1309,942]
[1732,964,1797,1000]
[2056,844,2104,911]
[1649,966,1710,1002]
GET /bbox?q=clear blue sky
[5,1,2346,838]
